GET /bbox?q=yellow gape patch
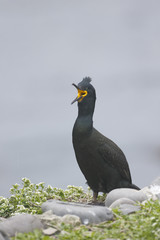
[77,89,88,102]
[71,83,88,104]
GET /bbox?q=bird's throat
[73,95,95,137]
[73,115,93,136]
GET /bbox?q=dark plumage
[72,77,139,201]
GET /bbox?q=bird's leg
[92,191,98,203]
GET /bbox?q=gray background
[0,0,160,196]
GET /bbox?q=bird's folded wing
[98,142,132,182]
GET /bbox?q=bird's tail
[130,183,140,190]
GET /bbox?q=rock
[0,230,10,240]
[0,214,43,237]
[41,200,113,224]
[39,210,81,227]
[39,210,62,226]
[105,188,147,207]
[61,215,81,226]
[118,204,141,215]
[42,227,59,236]
[108,196,141,215]
[109,198,136,209]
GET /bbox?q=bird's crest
[83,77,92,83]
[78,77,92,89]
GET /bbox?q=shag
[72,77,139,201]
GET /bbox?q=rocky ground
[0,177,160,239]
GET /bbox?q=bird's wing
[97,136,132,182]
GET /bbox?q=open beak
[71,83,88,104]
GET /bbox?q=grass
[0,178,160,239]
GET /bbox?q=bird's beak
[71,83,88,104]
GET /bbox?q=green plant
[12,229,53,240]
[0,178,92,217]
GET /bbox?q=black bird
[72,77,139,201]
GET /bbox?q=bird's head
[71,77,96,105]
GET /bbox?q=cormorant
[72,77,139,201]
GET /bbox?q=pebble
[0,214,42,237]
[39,210,62,226]
[61,214,81,226]
[41,200,113,224]
[39,211,81,227]
[42,227,59,236]
[109,198,136,209]
[118,204,141,215]
[105,188,147,207]
[108,197,141,215]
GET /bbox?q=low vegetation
[0,178,93,218]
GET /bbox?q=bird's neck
[74,114,94,138]
[73,97,95,137]
[78,97,95,118]
[74,114,93,135]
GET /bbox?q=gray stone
[42,227,59,236]
[41,200,113,224]
[109,198,136,209]
[61,215,81,226]
[105,188,147,207]
[39,210,81,227]
[0,214,43,237]
[108,196,141,215]
[39,210,62,226]
[118,204,141,215]
[0,231,10,240]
